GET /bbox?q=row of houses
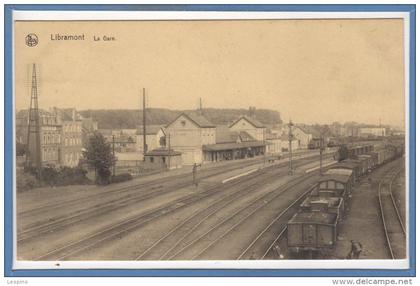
[16,108,98,168]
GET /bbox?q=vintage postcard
[8,9,412,272]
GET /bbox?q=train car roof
[318,174,352,183]
[288,211,337,224]
[325,168,353,176]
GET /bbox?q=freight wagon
[285,140,404,258]
[300,196,345,220]
[287,211,339,256]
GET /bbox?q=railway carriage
[310,174,352,199]
[287,211,339,256]
[324,168,354,187]
[358,154,375,172]
[300,196,345,220]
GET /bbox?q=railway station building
[165,112,216,165]
[202,125,266,162]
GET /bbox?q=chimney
[249,106,256,118]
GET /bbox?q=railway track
[378,166,406,259]
[165,173,318,260]
[18,156,271,218]
[236,189,309,260]
[33,161,307,261]
[135,168,300,260]
[19,154,326,243]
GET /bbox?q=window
[181,120,186,127]
[328,181,335,189]
[150,157,154,163]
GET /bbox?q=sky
[14,19,405,126]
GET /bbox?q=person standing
[347,240,363,259]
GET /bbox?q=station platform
[332,159,404,259]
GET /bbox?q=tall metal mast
[288,119,294,176]
[142,88,147,161]
[25,63,42,178]
[319,126,327,175]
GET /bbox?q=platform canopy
[203,141,266,152]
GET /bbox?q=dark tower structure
[25,64,42,177]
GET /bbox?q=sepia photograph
[9,9,411,271]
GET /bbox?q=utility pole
[263,128,266,167]
[199,98,203,116]
[167,133,171,170]
[142,88,147,161]
[288,119,294,176]
[319,126,326,175]
[25,63,42,179]
[112,135,116,176]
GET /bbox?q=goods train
[287,141,404,257]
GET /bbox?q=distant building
[98,129,137,153]
[166,112,216,165]
[359,127,387,137]
[80,117,98,147]
[51,108,83,167]
[136,125,166,155]
[229,115,266,141]
[265,133,282,154]
[292,126,313,149]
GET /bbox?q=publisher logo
[25,34,38,47]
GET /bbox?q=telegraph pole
[26,63,42,179]
[167,133,171,170]
[142,88,147,161]
[288,119,294,176]
[319,126,326,175]
[112,135,116,176]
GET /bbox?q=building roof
[288,211,337,225]
[203,140,266,151]
[215,126,257,144]
[238,131,256,142]
[167,112,215,128]
[215,126,237,143]
[229,115,265,128]
[145,147,182,156]
[136,125,165,135]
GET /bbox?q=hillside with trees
[79,108,282,129]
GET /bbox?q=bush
[16,171,40,192]
[110,173,133,184]
[57,166,91,185]
[25,165,92,187]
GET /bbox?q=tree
[83,132,116,185]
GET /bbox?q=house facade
[165,113,216,165]
[229,115,265,141]
[52,108,83,167]
[16,110,61,167]
[292,126,313,149]
[136,125,166,155]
